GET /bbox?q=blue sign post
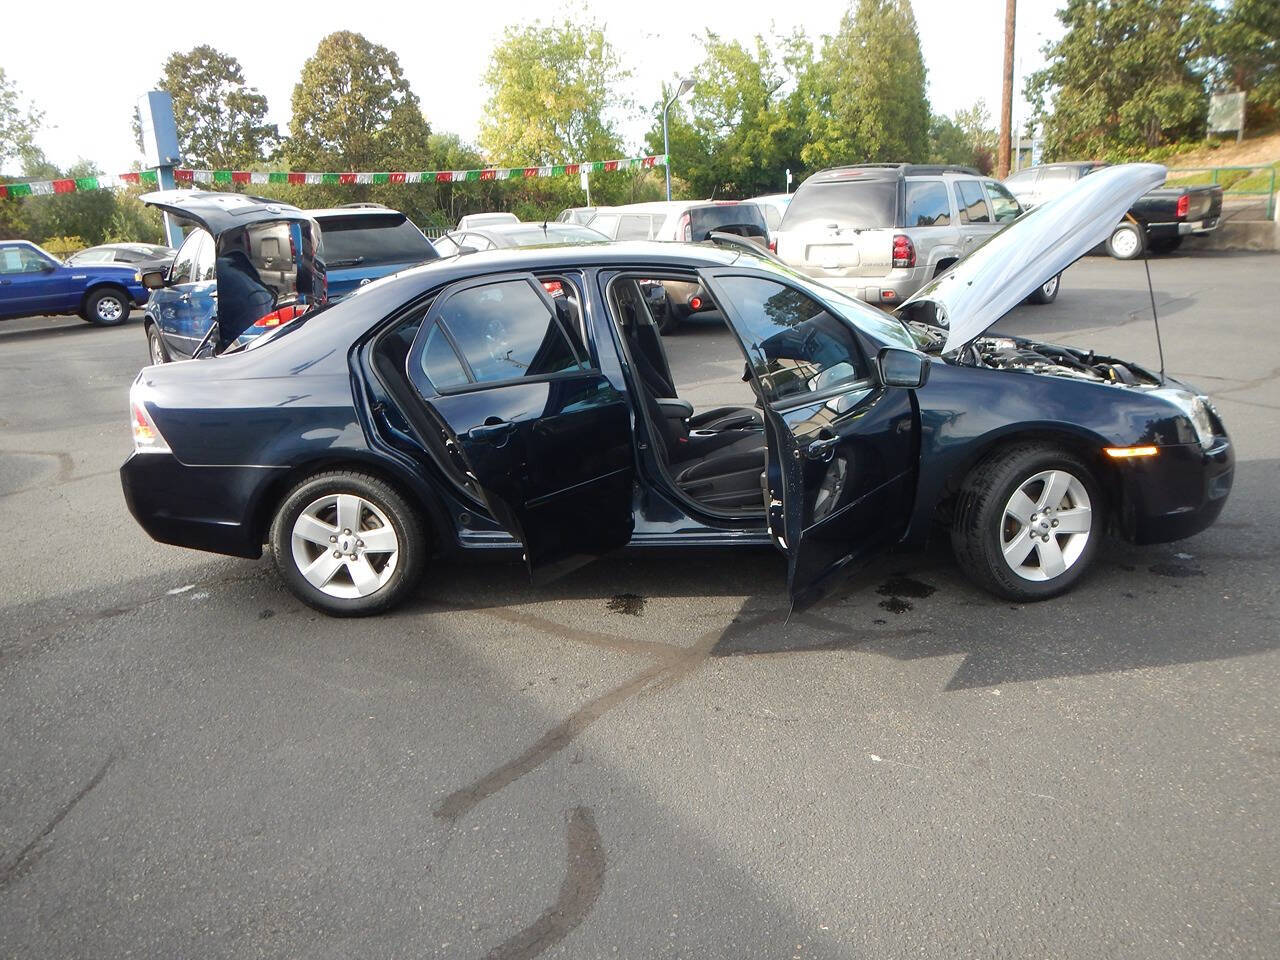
[136,91,185,248]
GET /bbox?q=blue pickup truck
[0,240,149,325]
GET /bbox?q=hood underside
[899,163,1167,353]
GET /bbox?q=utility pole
[997,0,1017,179]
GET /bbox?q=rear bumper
[120,452,281,559]
[816,268,928,306]
[1147,217,1220,239]
[1115,437,1234,545]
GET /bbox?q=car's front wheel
[269,471,426,616]
[146,323,170,364]
[951,443,1103,601]
[1028,272,1061,305]
[83,287,130,326]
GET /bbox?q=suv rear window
[782,179,898,230]
[903,181,951,226]
[687,204,768,241]
[317,213,438,267]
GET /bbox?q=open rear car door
[698,267,920,609]
[403,271,635,568]
[140,191,323,356]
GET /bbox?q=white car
[456,212,519,230]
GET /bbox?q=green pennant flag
[551,165,566,177]
[321,173,339,185]
[7,182,32,197]
[464,170,481,182]
[140,170,158,184]
[213,170,232,183]
[268,172,288,184]
[75,177,99,192]
[372,173,389,184]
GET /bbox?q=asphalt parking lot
[1,251,1277,959]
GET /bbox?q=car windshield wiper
[326,256,365,267]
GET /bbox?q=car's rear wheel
[1105,222,1145,260]
[269,471,426,616]
[83,287,130,326]
[1028,272,1061,305]
[951,443,1103,601]
[146,323,170,364]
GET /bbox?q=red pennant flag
[480,168,496,181]
[120,172,141,184]
[435,172,451,183]
[339,172,356,185]
[523,167,539,178]
[0,185,8,199]
[174,169,194,182]
[287,172,305,185]
[390,172,406,183]
[565,164,579,175]
[231,171,250,184]
[52,179,76,194]
[604,161,620,172]
[642,156,656,168]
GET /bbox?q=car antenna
[1133,213,1167,384]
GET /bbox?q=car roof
[806,164,980,184]
[608,200,741,215]
[304,207,407,219]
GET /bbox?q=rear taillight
[1175,193,1189,218]
[252,303,309,329]
[131,398,170,453]
[892,234,915,268]
[541,280,564,296]
[679,213,692,242]
[767,238,777,254]
[689,295,703,311]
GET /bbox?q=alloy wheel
[999,469,1092,582]
[1041,275,1059,298]
[290,493,400,599]
[97,295,124,323]
[1110,228,1139,259]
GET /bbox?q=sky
[1,0,1064,176]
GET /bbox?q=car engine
[968,336,1162,385]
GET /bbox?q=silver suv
[774,164,1049,307]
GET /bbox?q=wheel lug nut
[329,535,337,543]
[1052,520,1059,527]
[343,528,351,535]
[332,550,341,558]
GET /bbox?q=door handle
[467,421,515,443]
[806,435,841,461]
[964,235,975,243]
[178,293,191,302]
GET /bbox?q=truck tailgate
[776,226,893,278]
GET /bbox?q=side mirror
[141,270,166,290]
[877,346,930,389]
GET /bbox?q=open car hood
[899,163,1167,354]
[140,190,312,238]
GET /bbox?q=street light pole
[662,78,694,202]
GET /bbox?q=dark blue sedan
[0,240,148,325]
[121,165,1233,616]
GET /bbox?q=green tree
[479,15,628,166]
[643,31,810,198]
[289,31,431,172]
[1209,0,1280,129]
[137,46,277,169]
[0,67,43,173]
[1027,0,1214,158]
[800,0,931,168]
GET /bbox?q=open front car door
[699,267,920,609]
[404,271,635,567]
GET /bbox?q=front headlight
[1154,388,1215,449]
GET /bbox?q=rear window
[317,214,437,267]
[688,204,768,240]
[781,180,898,230]
[492,224,607,246]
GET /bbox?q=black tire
[950,443,1104,602]
[146,322,170,364]
[1028,272,1061,305]
[269,470,426,617]
[1148,236,1183,254]
[1104,222,1146,260]
[82,287,131,326]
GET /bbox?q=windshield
[781,179,898,229]
[317,214,437,267]
[494,224,609,246]
[688,203,768,239]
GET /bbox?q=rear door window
[711,275,868,403]
[984,179,1022,222]
[955,180,991,224]
[417,277,585,391]
[781,179,898,229]
[168,230,204,284]
[903,180,951,226]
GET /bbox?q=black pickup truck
[1003,161,1223,259]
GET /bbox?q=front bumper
[121,451,280,559]
[1114,436,1234,545]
